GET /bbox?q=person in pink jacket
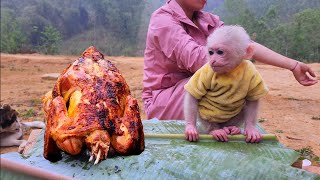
[142,0,318,120]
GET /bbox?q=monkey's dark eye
[217,50,224,55]
[208,50,214,55]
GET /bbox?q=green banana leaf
[1,119,319,180]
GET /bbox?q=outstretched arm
[184,92,199,142]
[252,42,318,86]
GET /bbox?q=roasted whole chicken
[42,46,144,164]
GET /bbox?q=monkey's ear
[243,43,255,60]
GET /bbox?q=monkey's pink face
[207,44,243,74]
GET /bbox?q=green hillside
[214,0,320,62]
[1,0,319,61]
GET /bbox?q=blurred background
[1,0,320,62]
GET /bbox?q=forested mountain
[215,0,320,62]
[1,0,144,55]
[1,0,319,62]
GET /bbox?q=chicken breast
[42,46,144,164]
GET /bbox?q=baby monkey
[184,25,268,143]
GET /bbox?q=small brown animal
[0,104,45,153]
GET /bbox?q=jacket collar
[166,0,217,30]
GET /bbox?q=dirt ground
[1,53,320,158]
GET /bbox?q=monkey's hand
[210,129,228,142]
[223,126,241,135]
[244,126,262,143]
[185,124,199,142]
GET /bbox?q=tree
[212,0,320,62]
[290,9,320,61]
[0,8,27,53]
[38,26,62,54]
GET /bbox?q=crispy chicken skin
[42,46,144,164]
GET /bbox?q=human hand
[185,124,199,142]
[210,129,229,142]
[292,62,318,86]
[223,126,241,135]
[244,126,262,143]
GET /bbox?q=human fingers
[300,63,316,78]
[306,66,316,78]
[301,79,318,86]
[294,64,318,86]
